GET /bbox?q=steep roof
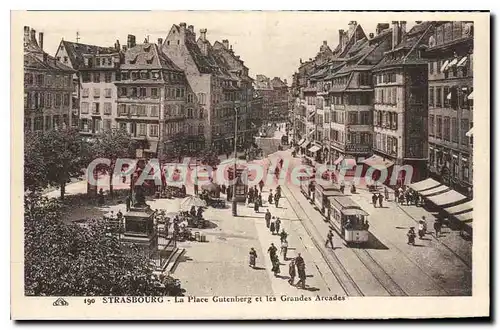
[61,40,117,69]
[121,42,181,71]
[25,52,75,72]
[373,21,434,70]
[271,77,287,88]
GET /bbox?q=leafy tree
[199,148,221,169]
[24,131,48,194]
[92,130,137,197]
[164,133,189,162]
[24,195,183,296]
[38,128,89,200]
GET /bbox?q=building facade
[24,26,75,133]
[424,21,474,196]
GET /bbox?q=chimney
[348,21,357,38]
[415,21,422,24]
[157,38,163,46]
[338,29,344,51]
[188,25,194,33]
[369,33,374,39]
[200,28,207,42]
[376,23,390,35]
[38,32,44,50]
[179,22,187,32]
[122,45,127,52]
[323,40,327,46]
[43,53,48,62]
[300,58,303,64]
[30,29,37,45]
[24,26,30,46]
[127,34,136,49]
[222,39,229,49]
[115,39,120,51]
[284,79,287,85]
[400,21,407,38]
[392,21,400,49]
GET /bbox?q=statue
[131,169,148,208]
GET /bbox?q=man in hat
[265,209,272,228]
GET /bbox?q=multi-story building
[423,21,474,196]
[371,21,434,182]
[56,39,122,135]
[271,77,289,120]
[115,35,195,159]
[253,74,274,123]
[24,26,75,132]
[163,23,246,153]
[322,24,392,165]
[251,92,264,129]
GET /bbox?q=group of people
[371,192,386,208]
[394,186,422,207]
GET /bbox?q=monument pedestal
[121,205,158,260]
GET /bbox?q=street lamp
[232,107,239,216]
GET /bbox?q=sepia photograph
[11,10,490,320]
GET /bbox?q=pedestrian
[276,185,282,199]
[394,189,399,203]
[221,184,226,195]
[414,191,420,206]
[98,188,105,206]
[378,193,384,208]
[296,261,306,289]
[274,193,280,208]
[258,193,263,207]
[249,248,257,268]
[372,193,378,208]
[288,259,296,285]
[259,180,264,193]
[434,219,442,238]
[406,191,412,206]
[280,239,289,260]
[270,219,276,235]
[194,182,199,196]
[325,229,334,249]
[340,181,345,194]
[271,254,281,277]
[280,229,288,243]
[268,190,274,205]
[275,217,281,234]
[265,210,272,228]
[384,187,389,201]
[116,210,123,219]
[254,198,260,213]
[248,187,254,205]
[125,194,131,212]
[267,243,277,261]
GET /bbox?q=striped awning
[427,190,468,207]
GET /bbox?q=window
[187,108,194,119]
[150,105,159,117]
[138,105,147,116]
[199,109,204,119]
[34,117,43,131]
[176,88,180,98]
[24,73,33,85]
[92,103,100,114]
[139,123,147,136]
[429,115,435,136]
[36,74,44,86]
[119,87,127,97]
[131,87,137,97]
[92,73,100,83]
[81,72,90,83]
[451,117,458,143]
[118,104,127,115]
[391,112,398,130]
[436,87,442,107]
[429,87,434,107]
[104,88,112,98]
[149,124,159,137]
[121,72,129,80]
[81,102,89,114]
[55,94,62,107]
[131,71,138,80]
[108,57,112,66]
[151,88,158,98]
[140,71,149,79]
[102,72,112,83]
[436,116,442,138]
[104,119,112,131]
[93,88,101,98]
[82,88,89,98]
[443,86,450,108]
[62,93,69,107]
[45,116,51,131]
[139,88,147,97]
[104,102,112,115]
[460,86,470,109]
[429,61,434,74]
[443,117,450,141]
[461,119,469,146]
[119,123,127,131]
[187,93,194,103]
[463,163,469,181]
[348,112,358,125]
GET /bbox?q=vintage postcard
[11,11,490,320]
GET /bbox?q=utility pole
[232,107,239,216]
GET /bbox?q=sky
[19,11,417,83]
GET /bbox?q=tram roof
[328,195,363,211]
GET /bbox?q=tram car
[328,195,370,245]
[313,182,342,219]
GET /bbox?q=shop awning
[341,158,357,168]
[409,178,441,192]
[457,56,468,67]
[300,140,310,147]
[440,60,450,72]
[419,185,450,197]
[466,127,474,137]
[453,211,473,223]
[468,91,474,100]
[309,145,321,153]
[333,156,344,165]
[362,155,394,170]
[448,57,458,68]
[297,138,306,146]
[145,141,158,153]
[445,200,473,215]
[446,92,452,100]
[427,189,468,206]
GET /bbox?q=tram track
[283,184,364,297]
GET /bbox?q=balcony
[333,104,345,110]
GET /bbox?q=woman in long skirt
[249,248,257,268]
[271,255,281,277]
[270,220,276,235]
[254,199,259,213]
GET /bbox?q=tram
[313,182,342,219]
[328,195,370,245]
